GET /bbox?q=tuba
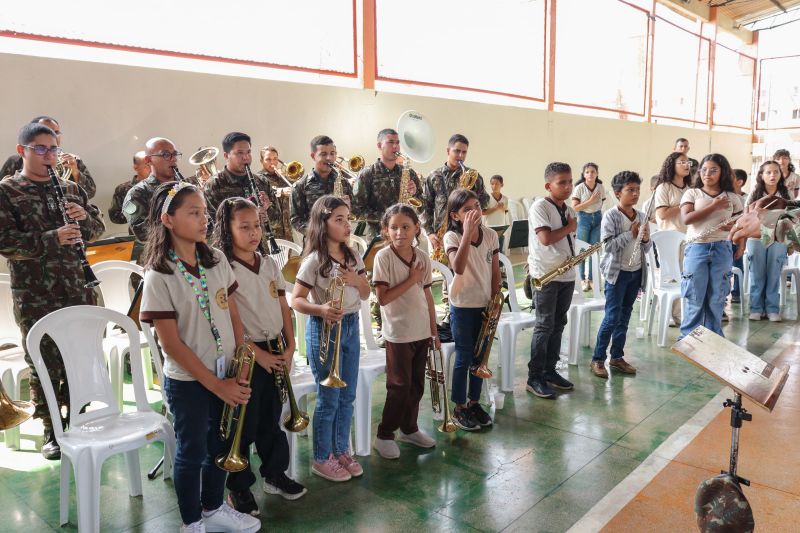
[320,265,347,388]
[189,146,219,186]
[431,162,481,263]
[395,151,423,208]
[471,291,505,379]
[425,338,457,433]
[0,379,33,431]
[271,334,310,432]
[216,338,257,472]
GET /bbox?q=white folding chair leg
[355,370,380,457]
[2,371,20,449]
[498,324,515,392]
[60,455,71,526]
[657,296,672,347]
[75,452,102,533]
[647,293,659,338]
[567,308,579,365]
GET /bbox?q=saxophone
[396,151,422,208]
[532,237,610,290]
[431,162,481,263]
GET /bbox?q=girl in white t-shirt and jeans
[443,189,501,431]
[571,163,605,291]
[139,182,260,533]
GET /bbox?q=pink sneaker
[337,452,363,477]
[312,454,352,482]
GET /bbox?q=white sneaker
[202,502,261,533]
[181,521,206,533]
[749,312,762,321]
[373,437,400,459]
[397,430,436,448]
[768,313,782,322]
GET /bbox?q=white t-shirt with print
[483,193,510,227]
[572,182,605,214]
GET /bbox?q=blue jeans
[731,244,743,298]
[450,305,485,405]
[306,313,360,462]
[163,377,227,525]
[577,211,602,281]
[746,240,787,314]
[593,269,642,361]
[680,241,733,338]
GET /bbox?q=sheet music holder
[672,326,790,487]
[489,224,509,239]
[507,219,529,250]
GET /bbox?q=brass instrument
[532,237,611,290]
[471,291,505,379]
[56,152,80,181]
[431,162,481,263]
[282,255,302,284]
[395,151,423,208]
[628,195,657,267]
[273,159,304,197]
[216,339,257,472]
[45,165,101,288]
[271,334,310,433]
[189,146,219,185]
[244,165,282,255]
[320,265,347,388]
[334,155,365,180]
[0,379,33,431]
[425,338,457,433]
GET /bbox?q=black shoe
[526,378,556,399]
[469,403,493,427]
[227,489,260,516]
[41,429,61,461]
[731,294,741,304]
[264,473,307,501]
[545,372,574,390]
[453,407,480,431]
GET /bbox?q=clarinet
[171,165,188,182]
[45,165,100,289]
[244,165,281,255]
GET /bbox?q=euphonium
[395,151,423,208]
[216,338,257,472]
[431,162,481,263]
[320,265,347,388]
[189,146,219,186]
[425,337,457,433]
[532,237,611,290]
[0,379,33,431]
[471,291,505,379]
[271,333,310,432]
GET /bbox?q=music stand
[489,224,509,240]
[506,219,529,250]
[671,326,790,485]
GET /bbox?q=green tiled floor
[0,266,794,532]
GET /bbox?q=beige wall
[0,52,752,240]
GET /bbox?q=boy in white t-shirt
[482,174,509,250]
[526,162,578,400]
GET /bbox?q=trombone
[271,333,310,432]
[426,337,457,433]
[328,155,365,181]
[216,339,257,472]
[273,159,304,197]
[320,265,347,388]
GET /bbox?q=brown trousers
[377,338,429,440]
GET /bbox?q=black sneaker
[264,473,307,501]
[526,378,556,399]
[41,429,61,461]
[469,403,493,427]
[545,372,574,390]
[453,407,480,431]
[227,489,260,517]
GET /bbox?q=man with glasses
[204,132,279,240]
[123,137,194,244]
[1,116,97,199]
[0,122,105,460]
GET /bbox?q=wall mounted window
[713,45,755,129]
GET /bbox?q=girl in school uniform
[372,203,439,459]
[211,197,306,517]
[571,163,606,291]
[444,188,501,431]
[139,182,260,533]
[290,195,370,482]
[679,154,744,338]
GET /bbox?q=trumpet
[395,151,423,208]
[425,338,457,433]
[216,339,257,472]
[320,265,346,388]
[532,237,611,290]
[471,291,505,379]
[244,165,281,255]
[271,334,310,433]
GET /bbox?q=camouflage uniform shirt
[1,154,97,199]
[109,175,142,225]
[421,162,489,234]
[257,170,293,241]
[122,175,177,243]
[204,167,280,238]
[352,158,423,239]
[291,169,354,234]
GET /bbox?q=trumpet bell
[397,110,435,163]
[283,411,310,433]
[285,161,304,180]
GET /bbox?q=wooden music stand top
[671,326,790,412]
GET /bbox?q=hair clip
[322,208,332,215]
[161,181,191,215]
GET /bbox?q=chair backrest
[26,306,150,439]
[141,323,170,416]
[508,199,527,221]
[0,273,23,347]
[521,197,534,212]
[497,253,522,313]
[274,238,302,270]
[430,260,454,290]
[348,235,367,256]
[93,260,144,315]
[359,299,380,351]
[650,230,685,287]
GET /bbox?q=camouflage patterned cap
[695,474,754,533]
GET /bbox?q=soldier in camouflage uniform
[0,116,97,199]
[204,132,279,243]
[352,128,424,242]
[109,151,150,264]
[0,123,105,459]
[123,138,196,248]
[421,134,490,252]
[258,145,295,241]
[291,135,354,235]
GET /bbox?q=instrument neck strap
[169,249,224,360]
[554,201,575,257]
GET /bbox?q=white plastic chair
[496,253,535,391]
[780,252,800,313]
[348,235,367,257]
[27,306,175,532]
[274,238,302,270]
[354,299,386,456]
[282,363,315,479]
[566,240,606,365]
[647,230,685,346]
[0,273,30,449]
[521,197,534,213]
[508,199,527,221]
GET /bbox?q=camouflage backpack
[695,474,754,533]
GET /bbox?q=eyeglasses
[676,160,692,166]
[23,144,62,156]
[151,151,182,161]
[700,168,720,175]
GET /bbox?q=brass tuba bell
[189,146,219,185]
[0,379,33,431]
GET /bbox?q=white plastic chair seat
[354,300,386,456]
[62,410,171,447]
[496,254,536,391]
[283,365,315,480]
